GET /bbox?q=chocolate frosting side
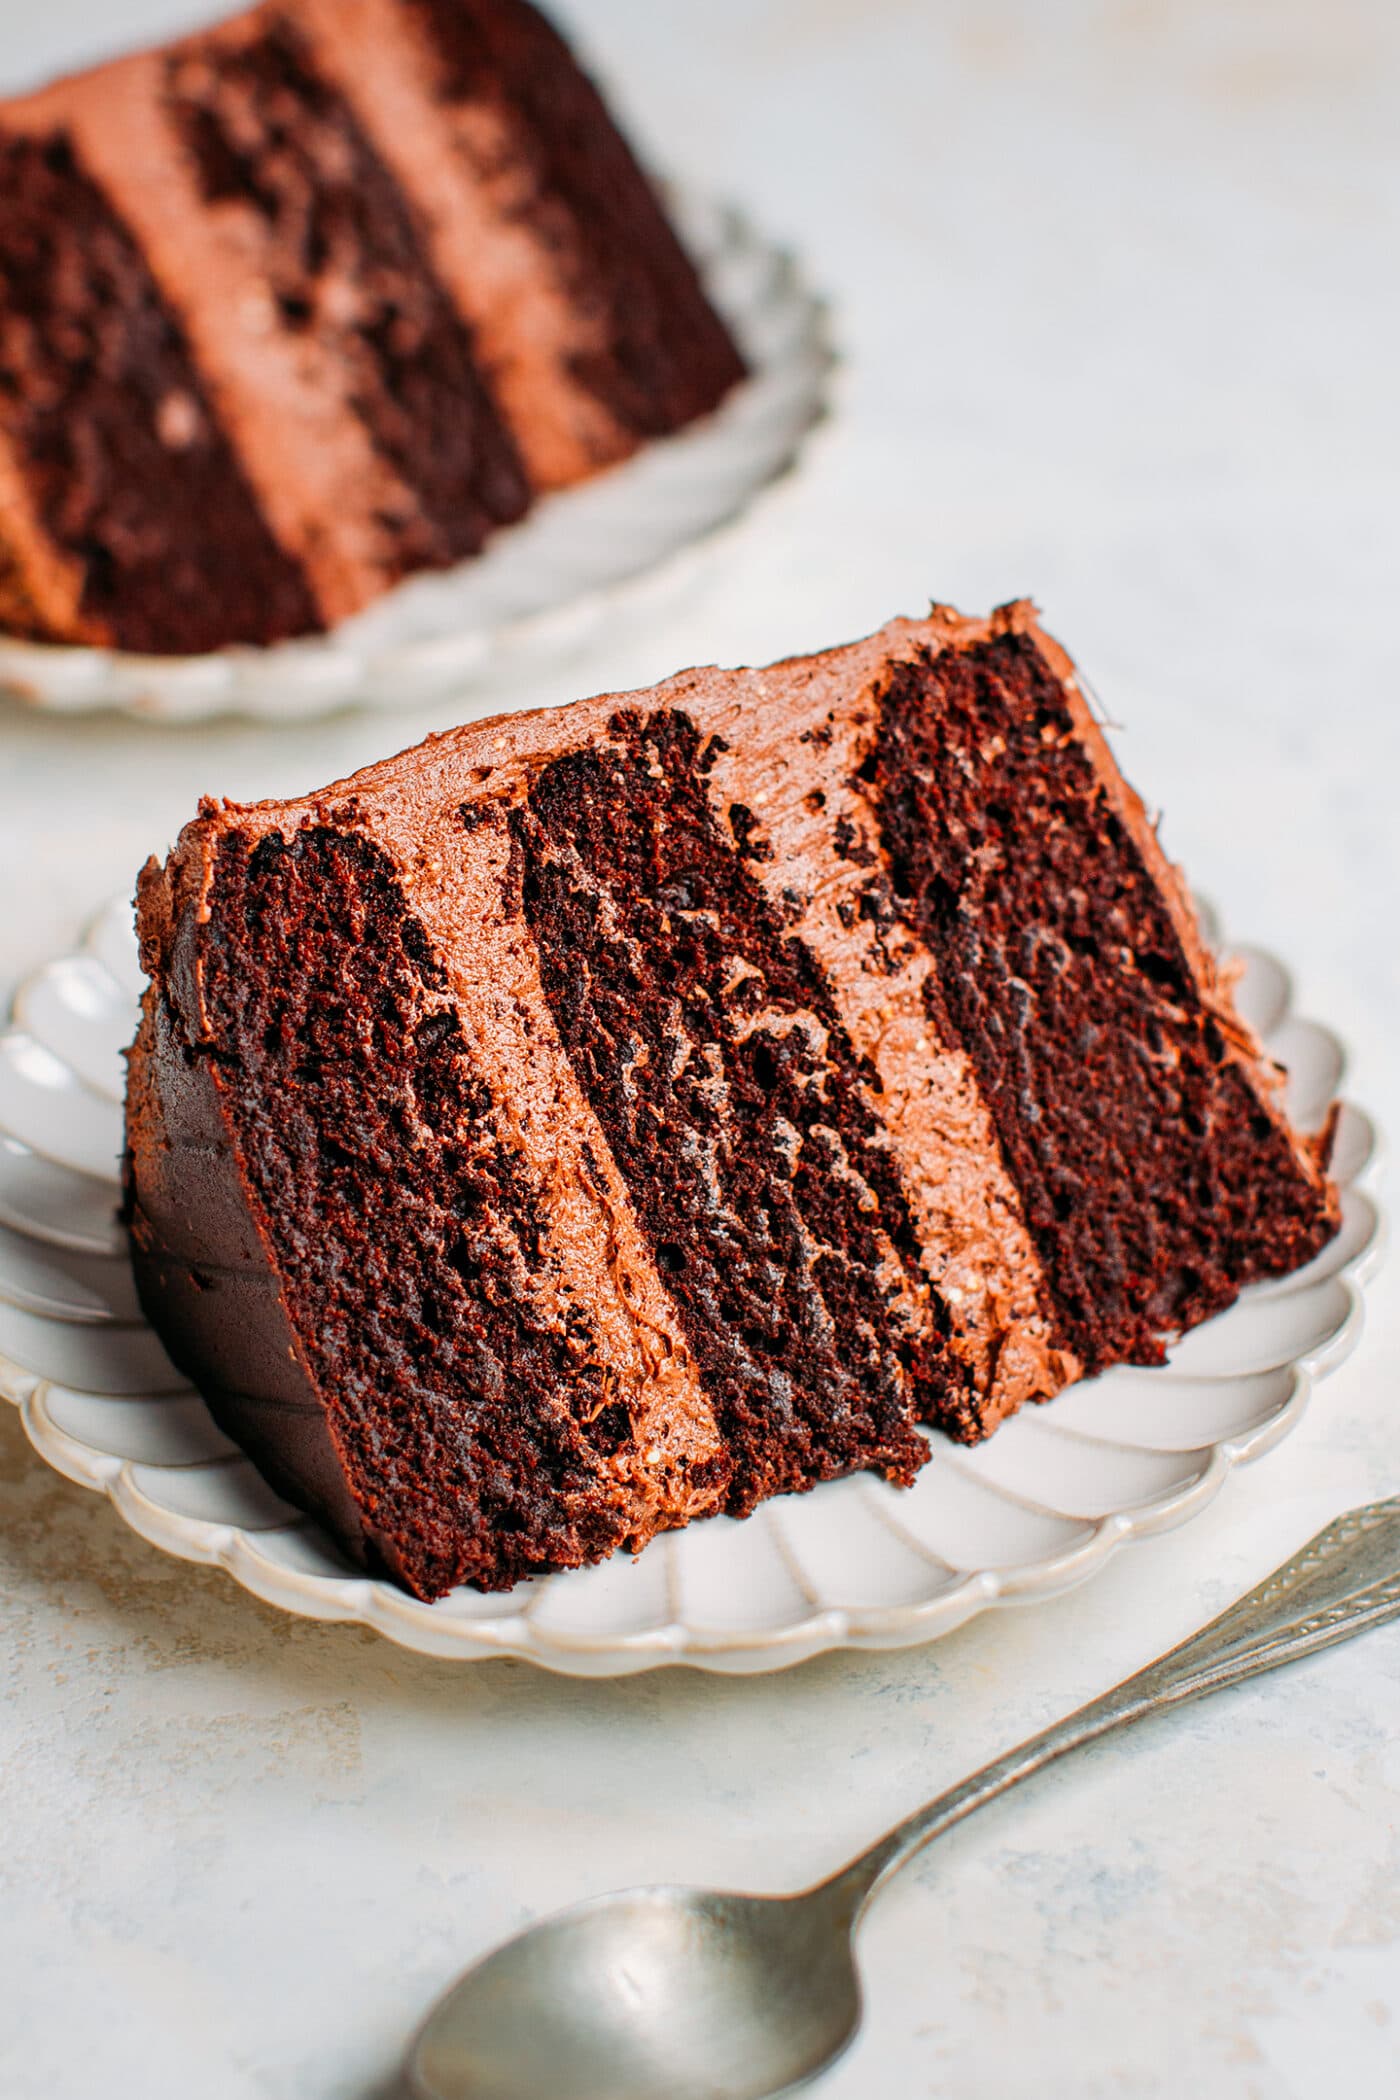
[125,862,367,1562]
[355,790,729,1540]
[290,0,637,491]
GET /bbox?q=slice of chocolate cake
[0,0,745,654]
[124,604,1339,1599]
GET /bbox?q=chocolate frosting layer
[690,622,1081,1430]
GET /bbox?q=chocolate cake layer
[402,0,747,457]
[125,605,1339,1598]
[516,708,941,1511]
[866,629,1337,1376]
[0,127,317,651]
[0,0,746,651]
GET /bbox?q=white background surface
[2,2,1398,2095]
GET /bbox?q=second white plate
[0,898,1382,1673]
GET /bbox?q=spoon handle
[824,1493,1400,1917]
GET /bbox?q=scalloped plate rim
[0,899,1382,1674]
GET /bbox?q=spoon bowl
[409,1883,862,2100]
[408,1497,1400,2100]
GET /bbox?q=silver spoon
[409,1494,1400,2100]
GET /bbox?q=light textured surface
[1,1,1398,2095]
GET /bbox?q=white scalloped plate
[0,191,832,724]
[0,898,1382,1673]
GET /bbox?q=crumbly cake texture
[124,604,1339,1599]
[0,0,745,654]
